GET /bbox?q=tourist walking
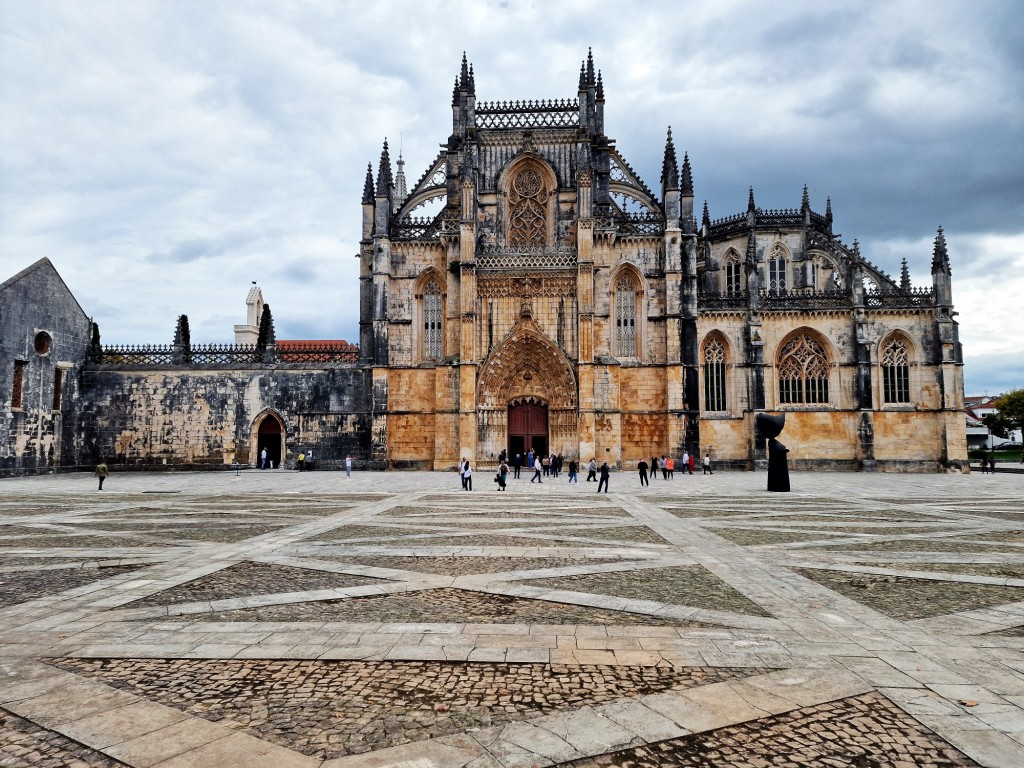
[95,461,108,491]
[703,453,713,474]
[688,453,696,475]
[660,456,668,480]
[345,455,353,477]
[568,458,578,484]
[666,456,674,478]
[638,459,649,486]
[464,461,473,490]
[513,452,522,479]
[586,458,598,482]
[461,458,469,489]
[531,456,543,483]
[260,448,268,469]
[297,452,306,471]
[496,461,508,491]
[681,451,689,477]
[597,462,610,493]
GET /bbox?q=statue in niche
[755,413,790,492]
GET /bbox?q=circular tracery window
[34,332,52,355]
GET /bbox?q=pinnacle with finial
[661,127,678,188]
[825,196,833,222]
[900,258,911,290]
[681,152,693,196]
[801,184,810,211]
[702,200,710,229]
[578,63,586,90]
[375,138,393,197]
[747,186,756,213]
[362,163,374,204]
[460,52,469,86]
[932,226,950,273]
[586,47,595,85]
[596,70,604,100]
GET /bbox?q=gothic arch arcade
[476,317,578,460]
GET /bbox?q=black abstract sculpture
[755,413,790,492]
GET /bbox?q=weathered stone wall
[75,367,372,468]
[0,260,92,473]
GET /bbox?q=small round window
[34,331,52,355]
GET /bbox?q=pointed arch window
[423,279,443,361]
[508,168,549,248]
[724,254,742,294]
[615,273,638,357]
[703,337,727,412]
[881,337,910,403]
[778,334,830,404]
[768,244,788,294]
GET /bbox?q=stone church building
[0,52,966,474]
[358,52,965,472]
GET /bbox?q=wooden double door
[507,402,548,458]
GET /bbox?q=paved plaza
[1,467,1022,767]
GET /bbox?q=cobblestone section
[0,564,139,608]
[863,562,1024,579]
[520,566,773,616]
[795,569,1024,621]
[0,706,129,767]
[125,561,384,608]
[49,658,762,759]
[706,528,842,546]
[556,691,979,768]
[160,587,692,625]
[339,555,625,575]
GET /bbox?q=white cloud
[0,0,1021,396]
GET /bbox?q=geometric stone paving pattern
[1,469,1023,767]
[0,705,130,767]
[48,658,764,759]
[149,587,703,626]
[555,691,981,767]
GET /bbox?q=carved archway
[252,409,286,469]
[477,315,578,459]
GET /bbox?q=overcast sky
[2,0,1022,394]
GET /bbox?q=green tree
[995,388,1024,436]
[256,304,273,349]
[982,412,1012,440]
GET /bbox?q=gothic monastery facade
[0,52,966,473]
[358,52,966,472]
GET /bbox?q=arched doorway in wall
[255,412,285,468]
[508,398,548,458]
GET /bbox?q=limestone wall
[76,367,372,468]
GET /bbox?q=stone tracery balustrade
[474,99,580,129]
[476,246,578,271]
[88,342,359,367]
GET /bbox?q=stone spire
[702,200,710,232]
[375,139,393,197]
[395,150,408,207]
[900,258,912,290]
[361,163,374,205]
[932,226,950,273]
[661,127,678,189]
[801,184,810,212]
[680,152,693,197]
[825,196,833,223]
[596,70,604,101]
[586,47,595,86]
[747,186,756,213]
[578,63,586,90]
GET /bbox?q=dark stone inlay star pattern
[862,562,1024,580]
[158,587,704,625]
[0,706,129,767]
[49,658,765,760]
[556,691,979,767]
[520,565,772,617]
[0,564,139,608]
[381,505,630,518]
[125,561,384,608]
[706,528,845,546]
[339,555,626,575]
[795,568,1024,621]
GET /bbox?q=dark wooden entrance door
[257,416,284,468]
[508,402,548,458]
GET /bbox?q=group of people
[638,451,713,486]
